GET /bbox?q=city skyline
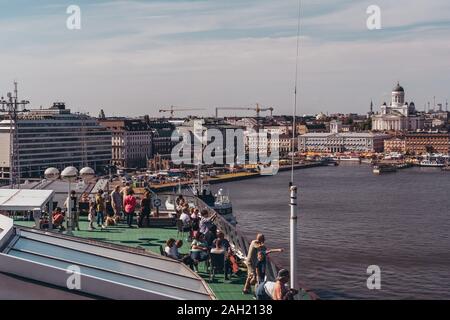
[1,0,450,117]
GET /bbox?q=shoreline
[151,162,325,192]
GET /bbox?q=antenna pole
[291,0,301,185]
[290,185,298,290]
[288,0,301,293]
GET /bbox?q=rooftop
[300,132,390,138]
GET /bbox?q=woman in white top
[164,238,179,259]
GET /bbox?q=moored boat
[373,164,397,175]
[418,160,445,167]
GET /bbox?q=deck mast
[289,0,302,291]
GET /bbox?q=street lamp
[45,166,95,235]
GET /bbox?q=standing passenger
[88,201,96,231]
[124,189,137,228]
[111,185,123,219]
[139,191,152,228]
[95,190,105,229]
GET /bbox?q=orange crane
[159,106,206,118]
[215,103,274,118]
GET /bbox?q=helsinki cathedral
[371,82,425,131]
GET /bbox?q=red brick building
[405,133,450,155]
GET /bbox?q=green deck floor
[14,217,253,300]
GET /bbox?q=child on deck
[88,201,96,231]
[255,250,267,284]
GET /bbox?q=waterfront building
[384,138,407,154]
[297,123,328,135]
[405,132,450,155]
[277,134,294,157]
[98,118,153,169]
[372,83,425,131]
[145,121,178,160]
[298,132,390,153]
[261,125,290,136]
[0,103,111,183]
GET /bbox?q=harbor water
[220,164,450,299]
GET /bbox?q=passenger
[210,233,232,280]
[199,209,217,234]
[243,233,284,294]
[190,208,200,232]
[255,269,298,300]
[255,251,266,284]
[111,185,123,219]
[88,201,96,231]
[165,239,195,269]
[123,188,137,228]
[204,224,218,248]
[176,195,185,207]
[80,192,90,203]
[104,191,114,217]
[95,190,106,229]
[165,238,178,258]
[52,207,65,231]
[79,192,90,216]
[120,182,131,197]
[212,231,231,252]
[190,233,209,269]
[179,207,191,230]
[175,195,185,215]
[139,191,152,228]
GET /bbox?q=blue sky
[1,0,449,116]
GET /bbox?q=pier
[149,162,325,192]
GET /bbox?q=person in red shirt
[123,189,137,228]
[52,207,65,231]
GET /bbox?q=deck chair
[209,252,226,282]
[177,219,191,239]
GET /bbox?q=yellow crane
[215,103,274,118]
[159,106,206,118]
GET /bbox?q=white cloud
[0,0,449,116]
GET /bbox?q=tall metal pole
[290,185,298,290]
[289,0,301,291]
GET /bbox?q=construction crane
[215,103,274,118]
[159,106,205,118]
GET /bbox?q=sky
[0,0,449,117]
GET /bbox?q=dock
[150,162,324,192]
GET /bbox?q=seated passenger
[52,207,65,231]
[190,233,209,267]
[165,238,178,259]
[165,239,194,269]
[211,231,233,280]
